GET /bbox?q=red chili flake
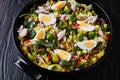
[85,53,90,60]
[76,60,81,66]
[25,39,30,44]
[48,53,52,61]
[73,23,80,29]
[36,18,40,24]
[106,34,111,40]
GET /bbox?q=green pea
[88,32,96,39]
[68,14,77,22]
[57,21,67,29]
[101,24,107,32]
[46,33,55,41]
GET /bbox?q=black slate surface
[0,0,120,80]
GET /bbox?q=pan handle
[15,57,46,80]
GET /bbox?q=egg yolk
[56,1,66,10]
[83,40,95,48]
[78,21,89,27]
[57,50,70,60]
[35,29,45,40]
[41,14,51,23]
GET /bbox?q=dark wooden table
[0,0,120,80]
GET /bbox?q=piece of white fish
[86,16,97,24]
[57,30,66,40]
[17,25,28,37]
[69,0,77,11]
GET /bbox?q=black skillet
[13,0,113,80]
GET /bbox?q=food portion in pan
[17,0,111,72]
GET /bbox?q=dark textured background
[0,0,120,80]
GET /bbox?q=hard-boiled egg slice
[51,1,66,10]
[39,13,56,26]
[77,21,95,32]
[54,49,71,61]
[77,40,97,51]
[34,28,45,40]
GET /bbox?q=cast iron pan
[13,0,114,80]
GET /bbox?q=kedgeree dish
[17,0,111,72]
